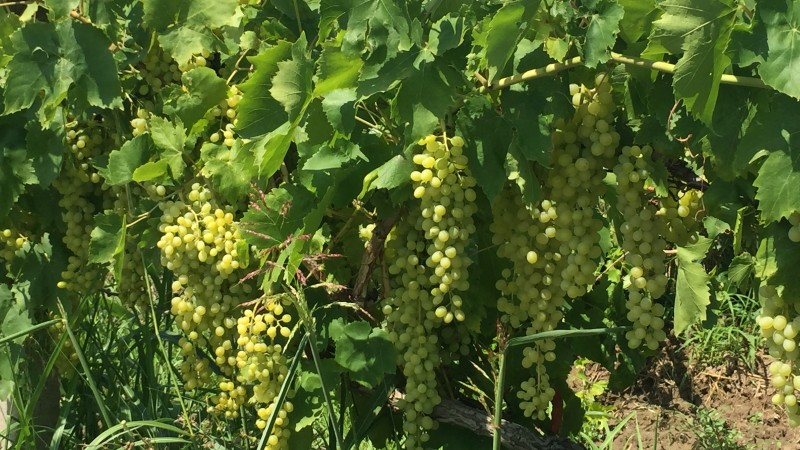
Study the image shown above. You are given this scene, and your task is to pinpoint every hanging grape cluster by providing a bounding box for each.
[757,284,800,427]
[382,134,477,449]
[209,85,243,148]
[659,189,704,246]
[612,145,669,350]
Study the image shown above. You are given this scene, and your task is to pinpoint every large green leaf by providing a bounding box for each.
[88,212,126,264]
[392,63,457,140]
[163,67,228,131]
[314,43,363,96]
[747,97,800,222]
[674,237,713,334]
[479,1,541,82]
[148,116,187,178]
[583,0,624,67]
[98,135,156,185]
[237,42,293,138]
[756,226,800,301]
[200,141,258,204]
[337,0,411,59]
[455,96,511,202]
[3,23,71,116]
[271,35,314,119]
[648,0,737,124]
[25,122,63,188]
[328,319,396,389]
[759,0,800,99]
[617,0,658,43]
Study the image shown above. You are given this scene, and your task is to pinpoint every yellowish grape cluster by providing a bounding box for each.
[757,284,800,427]
[658,189,704,245]
[157,183,251,389]
[178,50,212,72]
[0,228,27,267]
[209,86,242,148]
[613,145,668,350]
[53,166,104,294]
[138,47,182,96]
[550,76,616,299]
[130,108,150,137]
[65,120,107,184]
[491,187,562,419]
[410,135,477,323]
[382,216,442,450]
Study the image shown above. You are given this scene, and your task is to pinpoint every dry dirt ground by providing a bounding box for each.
[580,340,800,450]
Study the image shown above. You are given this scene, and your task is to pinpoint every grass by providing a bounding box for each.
[692,407,750,450]
[680,291,761,371]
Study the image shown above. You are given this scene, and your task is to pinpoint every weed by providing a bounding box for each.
[692,407,750,450]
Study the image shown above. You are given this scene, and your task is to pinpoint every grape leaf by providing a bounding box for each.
[648,0,737,124]
[758,0,800,99]
[727,253,754,288]
[88,212,125,264]
[25,122,63,188]
[99,135,155,185]
[428,14,466,56]
[455,96,511,202]
[63,21,123,111]
[392,63,456,140]
[132,160,169,182]
[322,88,357,134]
[3,23,72,116]
[45,0,79,20]
[271,35,314,119]
[304,141,367,171]
[200,141,258,203]
[0,148,35,218]
[755,226,800,301]
[617,0,658,44]
[359,154,413,198]
[337,0,412,59]
[142,0,236,31]
[314,43,363,96]
[479,1,541,82]
[237,41,293,138]
[674,237,713,335]
[748,97,800,222]
[583,0,624,67]
[149,116,187,178]
[328,319,397,389]
[158,27,220,65]
[163,67,227,130]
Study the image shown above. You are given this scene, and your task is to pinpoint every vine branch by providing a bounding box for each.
[478,52,768,92]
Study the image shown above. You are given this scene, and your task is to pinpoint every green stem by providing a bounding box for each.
[481,52,768,92]
[140,254,194,437]
[492,349,508,450]
[0,319,60,346]
[307,324,345,449]
[57,303,113,428]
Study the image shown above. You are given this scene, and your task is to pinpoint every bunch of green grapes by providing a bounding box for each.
[382,217,441,449]
[157,183,253,389]
[757,284,800,427]
[208,298,294,448]
[658,189,704,245]
[64,118,108,184]
[548,75,617,299]
[137,47,182,96]
[209,86,243,148]
[409,134,478,323]
[130,108,150,137]
[613,145,668,350]
[178,50,212,72]
[787,212,800,243]
[490,187,562,420]
[0,228,27,267]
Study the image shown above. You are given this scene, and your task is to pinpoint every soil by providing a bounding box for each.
[578,338,800,450]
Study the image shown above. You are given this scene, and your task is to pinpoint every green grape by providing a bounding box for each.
[0,228,27,267]
[658,189,704,246]
[613,145,668,350]
[757,284,800,427]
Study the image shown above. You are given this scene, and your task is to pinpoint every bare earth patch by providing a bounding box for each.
[580,339,800,449]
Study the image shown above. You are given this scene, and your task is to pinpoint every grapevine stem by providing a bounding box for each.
[491,349,507,450]
[479,52,768,92]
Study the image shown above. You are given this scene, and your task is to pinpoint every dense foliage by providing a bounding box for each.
[1,0,800,448]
